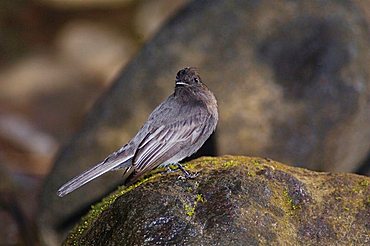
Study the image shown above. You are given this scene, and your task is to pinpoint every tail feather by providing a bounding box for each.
[57,154,132,197]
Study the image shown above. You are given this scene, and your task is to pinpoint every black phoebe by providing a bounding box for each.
[57,67,218,197]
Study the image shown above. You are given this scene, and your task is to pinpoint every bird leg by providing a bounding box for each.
[175,163,199,179]
[165,164,178,173]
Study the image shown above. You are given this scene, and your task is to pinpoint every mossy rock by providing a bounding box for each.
[64,156,369,245]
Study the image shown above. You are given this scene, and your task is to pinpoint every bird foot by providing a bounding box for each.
[178,172,199,180]
[165,165,178,173]
[175,163,199,180]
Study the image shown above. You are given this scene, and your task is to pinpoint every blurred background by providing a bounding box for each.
[0,0,369,245]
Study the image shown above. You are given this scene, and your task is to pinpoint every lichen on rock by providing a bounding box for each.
[64,156,369,245]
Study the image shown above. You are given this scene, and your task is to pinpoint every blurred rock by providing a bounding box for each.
[65,156,370,245]
[134,0,189,41]
[56,21,138,83]
[0,54,78,102]
[0,113,58,175]
[0,114,58,156]
[0,1,28,65]
[0,53,103,142]
[38,0,133,9]
[0,164,40,245]
[0,203,22,245]
[40,0,370,245]
[354,0,370,24]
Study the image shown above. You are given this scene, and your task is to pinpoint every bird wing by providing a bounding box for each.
[128,113,209,182]
[57,148,133,197]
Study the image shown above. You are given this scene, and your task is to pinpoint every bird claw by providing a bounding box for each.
[178,172,199,180]
[166,165,178,173]
[170,162,199,180]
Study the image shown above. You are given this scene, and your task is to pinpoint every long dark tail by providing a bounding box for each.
[57,153,132,197]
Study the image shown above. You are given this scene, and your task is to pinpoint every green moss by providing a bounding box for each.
[65,156,275,243]
[359,179,369,187]
[185,186,193,192]
[351,179,369,194]
[283,189,300,211]
[187,156,268,178]
[64,175,158,245]
[351,187,361,194]
[182,161,199,171]
[183,193,206,218]
[184,203,195,217]
[251,159,262,166]
[196,194,205,203]
[247,171,254,177]
[335,196,342,201]
[185,155,247,171]
[221,160,238,168]
[167,163,179,171]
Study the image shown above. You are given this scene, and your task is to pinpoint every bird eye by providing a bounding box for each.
[193,77,200,83]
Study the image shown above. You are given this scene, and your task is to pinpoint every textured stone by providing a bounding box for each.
[65,156,370,245]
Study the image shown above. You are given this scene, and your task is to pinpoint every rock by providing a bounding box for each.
[0,53,103,142]
[0,164,40,245]
[134,0,189,41]
[56,20,138,83]
[38,0,133,9]
[64,156,370,245]
[0,1,29,64]
[349,0,370,24]
[39,0,370,244]
[0,113,58,175]
[0,196,23,245]
[0,165,19,245]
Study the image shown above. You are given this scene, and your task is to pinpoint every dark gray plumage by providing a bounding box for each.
[57,67,218,197]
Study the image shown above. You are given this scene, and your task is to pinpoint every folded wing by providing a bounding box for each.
[125,113,210,183]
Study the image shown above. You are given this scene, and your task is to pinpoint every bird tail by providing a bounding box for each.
[57,153,132,197]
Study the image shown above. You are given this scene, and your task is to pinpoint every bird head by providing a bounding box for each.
[175,67,202,87]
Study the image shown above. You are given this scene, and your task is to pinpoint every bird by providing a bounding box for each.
[57,67,218,197]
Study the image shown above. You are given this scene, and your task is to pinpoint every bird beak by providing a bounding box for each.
[176,82,188,86]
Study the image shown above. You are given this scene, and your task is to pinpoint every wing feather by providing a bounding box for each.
[131,113,209,178]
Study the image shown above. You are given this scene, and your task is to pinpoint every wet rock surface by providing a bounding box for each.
[65,156,370,245]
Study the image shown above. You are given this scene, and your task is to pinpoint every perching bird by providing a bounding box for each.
[57,67,218,197]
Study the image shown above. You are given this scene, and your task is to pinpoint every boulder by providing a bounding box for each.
[64,156,370,245]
